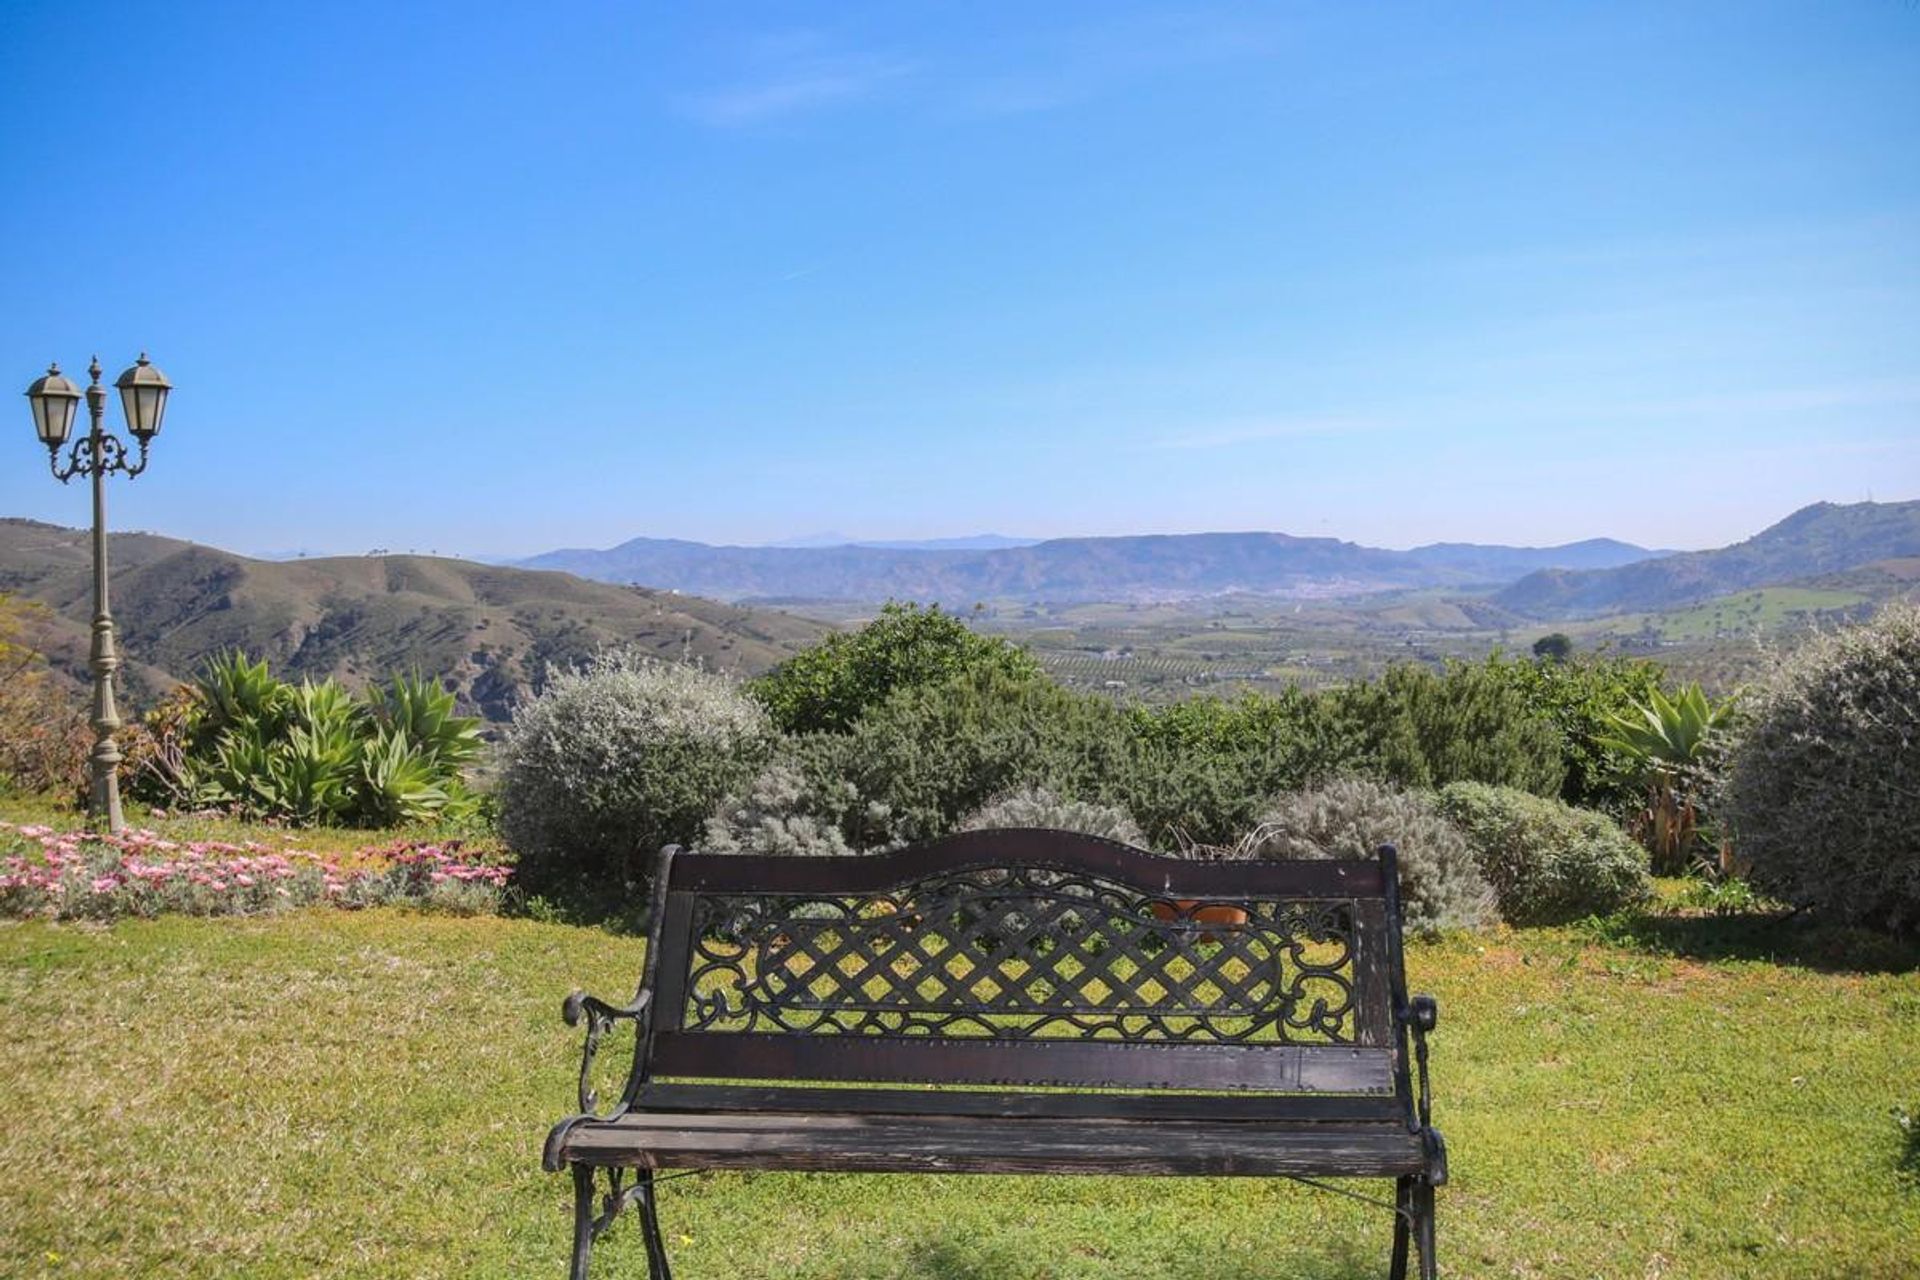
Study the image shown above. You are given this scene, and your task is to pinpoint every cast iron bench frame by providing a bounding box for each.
[543,829,1447,1278]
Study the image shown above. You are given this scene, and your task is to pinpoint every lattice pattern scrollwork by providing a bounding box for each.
[681,864,1359,1044]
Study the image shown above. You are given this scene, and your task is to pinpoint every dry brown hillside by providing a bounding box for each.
[0,519,828,721]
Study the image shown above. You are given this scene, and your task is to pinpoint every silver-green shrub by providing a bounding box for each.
[1239,776,1492,934]
[1436,782,1650,925]
[1721,604,1920,931]
[704,760,858,857]
[958,786,1148,847]
[496,651,772,898]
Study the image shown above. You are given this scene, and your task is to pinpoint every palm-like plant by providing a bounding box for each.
[1598,684,1737,873]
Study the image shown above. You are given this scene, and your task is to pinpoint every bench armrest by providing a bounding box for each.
[1399,994,1439,1131]
[562,989,652,1115]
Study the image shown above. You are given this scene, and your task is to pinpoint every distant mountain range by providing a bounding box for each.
[767,533,1042,551]
[1495,500,1920,619]
[0,520,826,721]
[520,532,1668,605]
[7,500,1911,721]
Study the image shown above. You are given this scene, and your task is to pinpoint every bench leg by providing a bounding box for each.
[1389,1176,1413,1280]
[1414,1178,1437,1280]
[569,1164,597,1280]
[636,1171,673,1280]
[568,1165,673,1280]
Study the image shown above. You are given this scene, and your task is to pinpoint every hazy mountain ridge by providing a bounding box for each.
[1403,538,1677,580]
[521,530,1665,605]
[1495,501,1920,619]
[0,519,827,721]
[767,533,1041,551]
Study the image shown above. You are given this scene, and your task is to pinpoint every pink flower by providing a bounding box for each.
[90,876,120,893]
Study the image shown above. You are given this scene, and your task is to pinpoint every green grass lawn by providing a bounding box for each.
[3,903,1916,1279]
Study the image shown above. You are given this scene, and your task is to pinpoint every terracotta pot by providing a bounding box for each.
[1149,900,1249,938]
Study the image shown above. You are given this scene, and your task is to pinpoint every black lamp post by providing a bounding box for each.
[24,354,172,834]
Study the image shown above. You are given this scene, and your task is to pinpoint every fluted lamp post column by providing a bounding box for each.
[24,354,172,834]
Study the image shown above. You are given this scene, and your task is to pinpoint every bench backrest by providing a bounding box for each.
[636,829,1415,1118]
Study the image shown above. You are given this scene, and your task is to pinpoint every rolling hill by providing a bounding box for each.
[521,530,1663,605]
[1495,500,1920,619]
[0,520,828,721]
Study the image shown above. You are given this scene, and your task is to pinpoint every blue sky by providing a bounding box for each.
[2,2,1916,559]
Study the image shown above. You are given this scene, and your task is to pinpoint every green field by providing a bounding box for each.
[1582,588,1870,645]
[3,902,1916,1278]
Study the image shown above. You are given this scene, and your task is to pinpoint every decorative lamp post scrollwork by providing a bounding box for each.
[23,354,173,834]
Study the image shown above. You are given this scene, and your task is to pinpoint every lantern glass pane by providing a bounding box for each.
[31,393,75,447]
[144,385,168,436]
[123,384,166,438]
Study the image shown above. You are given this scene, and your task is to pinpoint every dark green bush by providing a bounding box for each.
[1482,652,1670,812]
[1436,782,1651,925]
[1327,660,1566,796]
[1122,691,1358,845]
[496,651,773,900]
[1239,776,1492,935]
[837,667,1135,848]
[751,602,1041,735]
[1721,604,1920,932]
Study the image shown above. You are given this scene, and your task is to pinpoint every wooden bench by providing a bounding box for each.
[543,829,1448,1278]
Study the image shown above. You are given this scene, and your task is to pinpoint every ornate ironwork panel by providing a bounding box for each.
[679,864,1360,1045]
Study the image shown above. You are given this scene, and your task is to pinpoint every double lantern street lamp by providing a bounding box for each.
[24,354,173,834]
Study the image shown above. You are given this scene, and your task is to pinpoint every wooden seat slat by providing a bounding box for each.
[631,1082,1409,1123]
[562,1112,1428,1178]
[648,1031,1397,1093]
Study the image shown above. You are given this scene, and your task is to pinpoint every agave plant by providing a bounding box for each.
[134,655,483,828]
[360,726,453,826]
[1598,684,1737,874]
[194,650,292,738]
[373,674,483,771]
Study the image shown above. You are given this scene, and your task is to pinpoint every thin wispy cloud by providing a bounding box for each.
[678,35,913,127]
[1151,416,1382,450]
[953,11,1282,119]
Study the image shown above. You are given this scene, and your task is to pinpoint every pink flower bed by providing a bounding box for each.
[0,821,511,921]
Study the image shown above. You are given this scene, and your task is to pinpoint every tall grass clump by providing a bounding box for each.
[1721,604,1920,932]
[496,651,772,901]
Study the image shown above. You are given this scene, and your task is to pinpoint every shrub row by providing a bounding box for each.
[497,627,1662,927]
